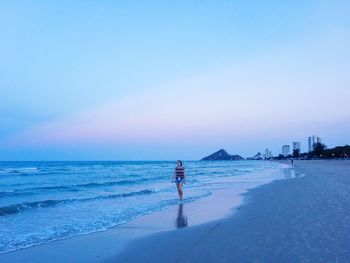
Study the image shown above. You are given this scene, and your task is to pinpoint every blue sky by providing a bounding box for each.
[0,0,349,160]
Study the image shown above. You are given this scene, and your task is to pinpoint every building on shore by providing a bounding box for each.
[264,148,273,159]
[282,145,290,157]
[308,136,322,152]
[293,142,301,152]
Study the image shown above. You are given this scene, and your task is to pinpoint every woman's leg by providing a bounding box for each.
[177,183,183,200]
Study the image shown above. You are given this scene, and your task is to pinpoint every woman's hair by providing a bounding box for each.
[177,160,183,166]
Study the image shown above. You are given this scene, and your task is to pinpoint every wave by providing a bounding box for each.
[0,167,39,175]
[0,189,155,217]
[76,179,146,188]
[0,186,76,198]
[0,190,212,255]
[0,191,30,198]
[3,177,161,196]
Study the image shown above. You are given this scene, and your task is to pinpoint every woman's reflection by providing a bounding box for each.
[176,203,188,228]
[284,168,297,178]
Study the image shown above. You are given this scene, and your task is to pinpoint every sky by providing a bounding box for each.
[0,0,349,160]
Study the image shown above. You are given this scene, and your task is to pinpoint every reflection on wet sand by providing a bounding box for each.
[284,168,295,178]
[283,167,303,178]
[175,203,188,229]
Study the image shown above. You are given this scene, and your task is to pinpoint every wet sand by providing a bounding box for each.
[111,160,350,262]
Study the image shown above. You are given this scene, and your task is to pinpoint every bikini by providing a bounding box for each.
[175,166,185,184]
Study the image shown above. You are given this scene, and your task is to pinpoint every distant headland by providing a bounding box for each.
[201,149,244,161]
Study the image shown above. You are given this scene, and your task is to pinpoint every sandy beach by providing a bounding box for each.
[112,160,350,262]
[1,160,349,263]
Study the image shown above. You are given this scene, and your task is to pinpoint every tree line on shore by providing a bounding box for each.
[274,143,350,160]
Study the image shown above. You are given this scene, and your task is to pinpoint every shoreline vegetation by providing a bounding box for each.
[273,144,350,160]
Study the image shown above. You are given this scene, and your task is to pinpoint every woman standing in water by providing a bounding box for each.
[173,160,186,201]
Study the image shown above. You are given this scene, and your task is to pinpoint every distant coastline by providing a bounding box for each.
[202,145,350,161]
[270,144,350,161]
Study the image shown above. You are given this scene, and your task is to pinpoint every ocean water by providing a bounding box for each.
[0,161,284,254]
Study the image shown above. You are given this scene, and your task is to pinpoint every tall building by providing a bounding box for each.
[282,145,290,157]
[308,136,315,152]
[293,142,301,151]
[308,135,322,152]
[264,148,272,159]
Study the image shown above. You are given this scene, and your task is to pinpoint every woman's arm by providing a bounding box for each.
[183,170,186,184]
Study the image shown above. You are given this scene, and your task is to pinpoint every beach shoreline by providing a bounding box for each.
[111,160,350,262]
[0,163,289,262]
[2,160,349,262]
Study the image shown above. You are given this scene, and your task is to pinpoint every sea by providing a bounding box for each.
[0,160,288,254]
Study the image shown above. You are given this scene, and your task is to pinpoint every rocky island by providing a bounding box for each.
[201,149,244,161]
